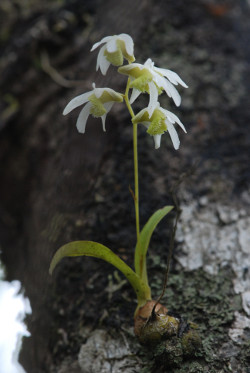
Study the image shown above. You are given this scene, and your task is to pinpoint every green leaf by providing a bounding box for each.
[134,206,174,284]
[49,240,151,306]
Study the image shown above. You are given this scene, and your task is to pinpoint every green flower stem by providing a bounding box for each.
[133,122,140,242]
[124,78,140,244]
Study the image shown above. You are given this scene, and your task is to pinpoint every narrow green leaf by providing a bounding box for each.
[134,206,174,284]
[49,240,151,306]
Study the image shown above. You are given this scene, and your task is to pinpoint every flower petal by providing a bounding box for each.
[101,102,114,131]
[132,108,149,124]
[93,86,105,99]
[118,33,134,56]
[130,88,141,104]
[153,134,162,149]
[166,120,180,150]
[95,87,123,102]
[118,63,145,76]
[144,58,154,69]
[147,82,159,117]
[157,75,181,106]
[106,38,118,53]
[154,67,188,88]
[141,121,151,129]
[90,36,112,51]
[76,102,92,133]
[96,45,110,75]
[63,91,92,115]
[164,109,187,133]
[103,101,114,113]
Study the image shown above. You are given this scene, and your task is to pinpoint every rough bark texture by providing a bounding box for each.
[0,0,250,372]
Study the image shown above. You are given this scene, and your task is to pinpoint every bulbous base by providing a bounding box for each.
[134,300,201,366]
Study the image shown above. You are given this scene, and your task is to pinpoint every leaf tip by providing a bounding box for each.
[49,263,54,276]
[49,256,57,276]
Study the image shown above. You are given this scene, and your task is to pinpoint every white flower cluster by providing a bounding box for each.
[63,33,188,150]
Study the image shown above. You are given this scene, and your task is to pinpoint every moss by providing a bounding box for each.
[176,361,205,373]
[158,337,183,367]
[181,327,201,356]
[239,339,250,367]
[147,266,244,372]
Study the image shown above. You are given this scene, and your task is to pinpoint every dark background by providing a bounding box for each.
[0,0,249,372]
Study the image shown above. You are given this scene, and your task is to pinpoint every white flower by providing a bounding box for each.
[118,58,188,114]
[132,102,187,150]
[63,83,123,133]
[91,34,135,75]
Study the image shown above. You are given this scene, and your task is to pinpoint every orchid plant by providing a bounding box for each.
[49,33,188,319]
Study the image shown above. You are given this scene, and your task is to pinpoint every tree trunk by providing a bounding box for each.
[0,0,249,372]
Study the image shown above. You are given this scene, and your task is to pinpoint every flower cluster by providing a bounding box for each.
[63,33,188,150]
